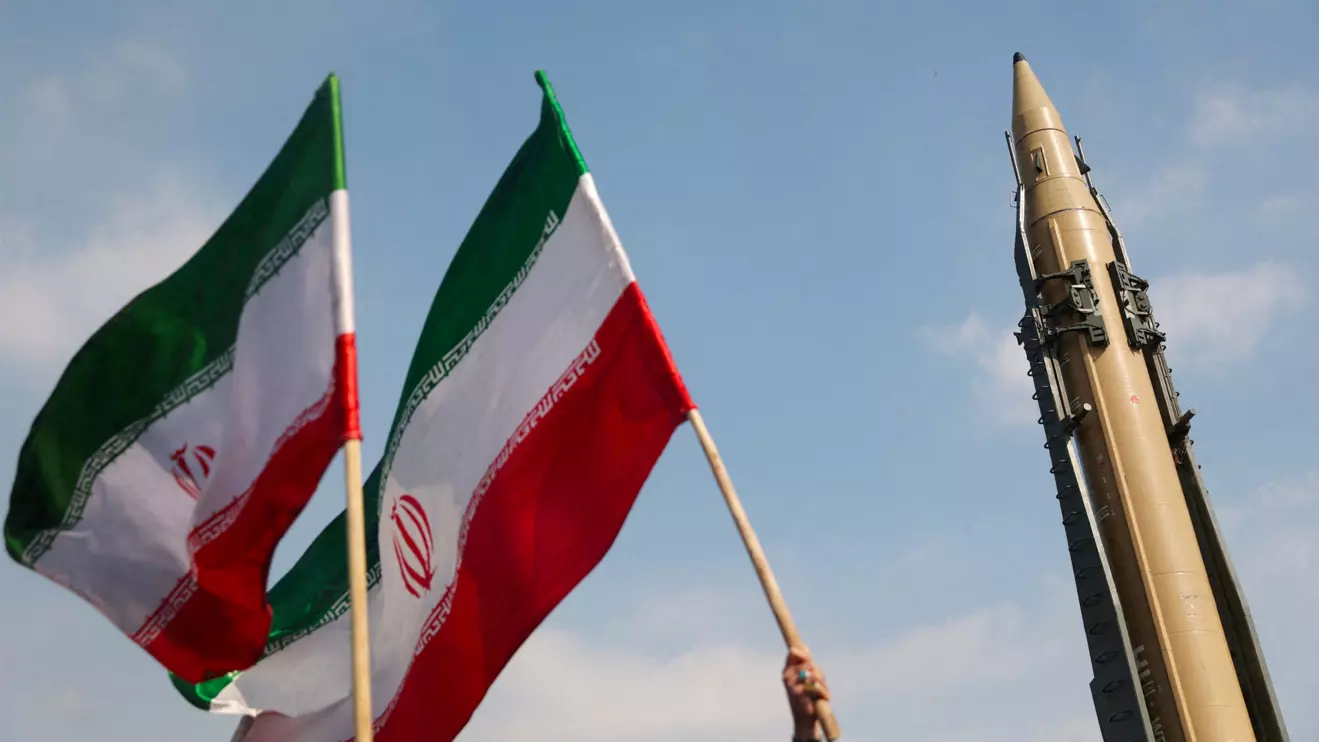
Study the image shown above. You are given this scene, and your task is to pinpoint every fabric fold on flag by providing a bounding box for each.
[173,70,694,741]
[5,75,360,684]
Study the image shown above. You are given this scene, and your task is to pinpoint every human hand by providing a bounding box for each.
[782,647,830,740]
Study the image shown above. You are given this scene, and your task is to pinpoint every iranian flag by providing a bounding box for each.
[174,71,695,741]
[4,76,361,684]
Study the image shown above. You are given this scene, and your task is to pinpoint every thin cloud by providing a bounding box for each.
[1190,86,1319,148]
[9,41,186,144]
[1215,472,1319,732]
[85,41,190,103]
[465,586,1094,742]
[840,603,1053,694]
[1256,191,1318,220]
[0,178,219,378]
[920,311,1035,426]
[467,629,786,742]
[1,42,212,381]
[22,77,73,122]
[1107,83,1319,229]
[1152,261,1305,365]
[1107,161,1208,225]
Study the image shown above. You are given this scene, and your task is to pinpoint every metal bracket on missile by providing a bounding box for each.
[1063,402,1093,436]
[1071,147,1092,177]
[1108,261,1167,351]
[1168,408,1195,449]
[1034,260,1109,347]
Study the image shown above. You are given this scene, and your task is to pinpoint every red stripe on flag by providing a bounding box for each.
[371,284,692,740]
[138,332,358,683]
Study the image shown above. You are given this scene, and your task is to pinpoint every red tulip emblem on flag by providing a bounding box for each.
[391,494,435,598]
[169,443,216,500]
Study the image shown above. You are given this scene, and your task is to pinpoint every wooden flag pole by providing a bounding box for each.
[343,438,375,741]
[687,409,841,741]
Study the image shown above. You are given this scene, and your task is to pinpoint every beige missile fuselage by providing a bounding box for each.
[1011,58,1255,742]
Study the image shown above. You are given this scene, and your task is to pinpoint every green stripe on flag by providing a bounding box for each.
[5,75,346,563]
[170,70,590,707]
[376,69,588,489]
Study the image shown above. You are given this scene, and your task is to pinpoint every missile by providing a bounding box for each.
[1006,54,1290,742]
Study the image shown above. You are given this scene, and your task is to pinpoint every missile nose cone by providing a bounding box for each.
[1011,53,1062,140]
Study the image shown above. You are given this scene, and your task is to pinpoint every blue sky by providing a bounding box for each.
[2,1,1318,740]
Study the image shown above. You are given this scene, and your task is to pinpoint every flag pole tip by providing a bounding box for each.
[320,72,341,99]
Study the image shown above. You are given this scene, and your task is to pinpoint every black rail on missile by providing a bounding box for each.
[1075,136,1292,742]
[1006,131,1155,742]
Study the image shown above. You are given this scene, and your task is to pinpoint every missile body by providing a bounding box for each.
[1007,55,1288,742]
